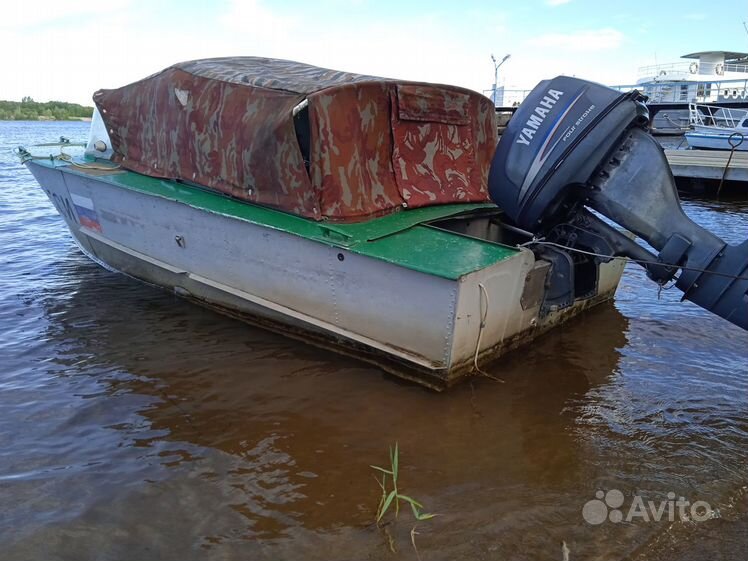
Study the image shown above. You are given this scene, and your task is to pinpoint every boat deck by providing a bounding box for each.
[34,157,520,280]
[665,148,748,182]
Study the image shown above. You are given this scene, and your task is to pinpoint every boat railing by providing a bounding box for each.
[688,102,748,128]
[613,78,748,103]
[482,88,531,108]
[724,62,748,74]
[637,62,693,78]
[485,78,748,108]
[638,61,748,78]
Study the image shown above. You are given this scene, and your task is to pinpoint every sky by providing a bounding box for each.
[2,0,747,105]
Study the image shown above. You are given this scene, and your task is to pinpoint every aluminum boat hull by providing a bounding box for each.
[27,160,625,389]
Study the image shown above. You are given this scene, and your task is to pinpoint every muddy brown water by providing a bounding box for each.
[1,122,747,560]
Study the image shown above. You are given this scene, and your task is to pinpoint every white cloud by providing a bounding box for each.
[546,0,572,5]
[531,28,624,51]
[217,0,298,36]
[0,0,131,29]
[0,0,636,106]
[211,3,502,94]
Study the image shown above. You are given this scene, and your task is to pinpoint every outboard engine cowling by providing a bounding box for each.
[489,76,747,330]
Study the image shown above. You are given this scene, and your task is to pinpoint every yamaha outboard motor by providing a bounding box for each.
[489,76,747,330]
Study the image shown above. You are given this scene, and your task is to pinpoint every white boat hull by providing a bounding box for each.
[28,162,625,388]
[685,131,748,151]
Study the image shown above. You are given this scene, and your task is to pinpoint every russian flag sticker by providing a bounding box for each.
[70,193,103,233]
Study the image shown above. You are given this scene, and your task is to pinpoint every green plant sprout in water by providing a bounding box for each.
[371,442,436,523]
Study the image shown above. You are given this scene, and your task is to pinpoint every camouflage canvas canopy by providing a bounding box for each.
[94,57,497,221]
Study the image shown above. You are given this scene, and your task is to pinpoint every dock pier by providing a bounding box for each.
[665,149,748,182]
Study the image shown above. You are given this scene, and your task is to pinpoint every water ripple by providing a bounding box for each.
[0,122,746,560]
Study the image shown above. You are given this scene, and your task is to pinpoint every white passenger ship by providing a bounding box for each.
[635,50,748,104]
[495,51,748,132]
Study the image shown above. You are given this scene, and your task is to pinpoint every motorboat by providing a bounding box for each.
[20,58,747,388]
[685,102,748,150]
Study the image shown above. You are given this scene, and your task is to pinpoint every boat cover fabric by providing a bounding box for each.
[93,57,497,221]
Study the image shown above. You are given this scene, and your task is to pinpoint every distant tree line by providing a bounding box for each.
[0,97,94,121]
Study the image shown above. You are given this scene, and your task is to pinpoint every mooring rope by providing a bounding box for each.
[472,283,505,383]
[16,146,120,172]
[717,131,744,197]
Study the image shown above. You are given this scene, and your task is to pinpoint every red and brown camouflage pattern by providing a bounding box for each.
[94,66,318,217]
[94,57,497,221]
[391,84,488,208]
[176,57,380,94]
[308,82,404,220]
